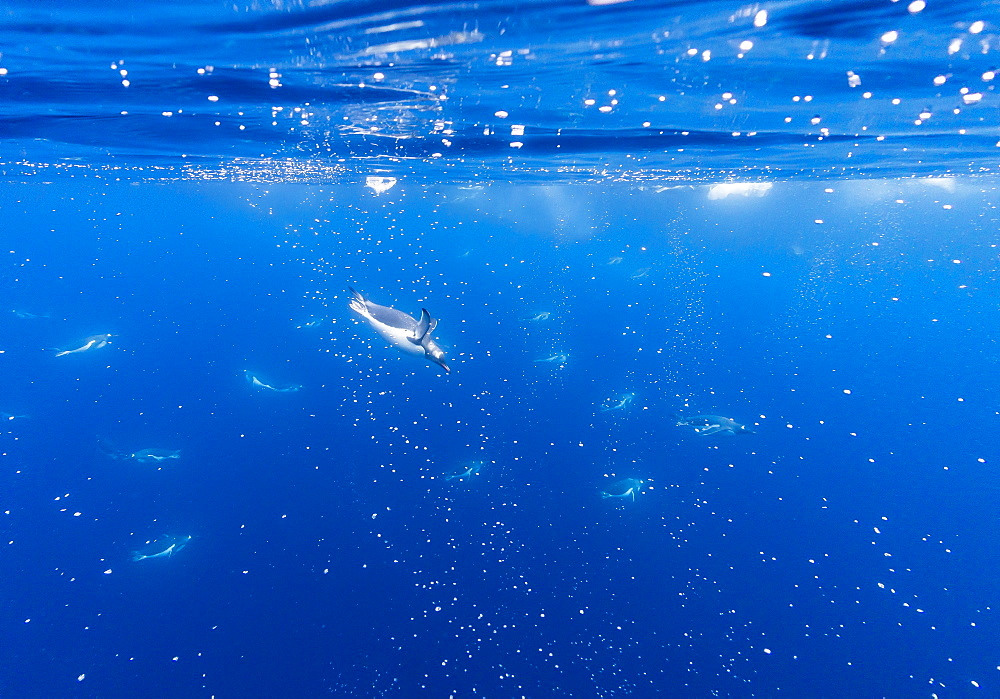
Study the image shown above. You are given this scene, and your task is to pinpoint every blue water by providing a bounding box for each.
[3,1,1000,697]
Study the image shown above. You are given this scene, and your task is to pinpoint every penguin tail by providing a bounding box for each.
[347,287,368,315]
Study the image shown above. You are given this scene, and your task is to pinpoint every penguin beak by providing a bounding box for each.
[434,357,451,373]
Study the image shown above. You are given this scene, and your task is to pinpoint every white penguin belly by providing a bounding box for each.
[365,317,423,356]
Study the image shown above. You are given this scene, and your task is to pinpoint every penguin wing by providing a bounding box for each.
[413,309,436,344]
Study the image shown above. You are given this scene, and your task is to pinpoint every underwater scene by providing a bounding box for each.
[2,0,999,696]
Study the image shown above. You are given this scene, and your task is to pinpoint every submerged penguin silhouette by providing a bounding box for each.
[600,478,646,501]
[348,288,450,373]
[127,448,182,465]
[131,534,192,562]
[52,333,113,357]
[674,413,755,436]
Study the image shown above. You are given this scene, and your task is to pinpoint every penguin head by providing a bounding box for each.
[426,347,450,373]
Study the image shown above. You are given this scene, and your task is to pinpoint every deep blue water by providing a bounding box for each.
[3,1,1000,697]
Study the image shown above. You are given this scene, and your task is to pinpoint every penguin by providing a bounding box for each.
[52,334,113,357]
[128,448,182,464]
[348,288,450,373]
[600,478,646,501]
[131,535,192,562]
[244,370,301,392]
[673,413,755,436]
[445,461,483,481]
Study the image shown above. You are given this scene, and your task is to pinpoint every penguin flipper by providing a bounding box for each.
[413,309,434,344]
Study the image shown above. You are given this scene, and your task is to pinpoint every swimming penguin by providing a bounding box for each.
[535,353,569,364]
[673,413,755,436]
[444,460,484,482]
[348,288,450,373]
[131,534,192,562]
[52,334,113,356]
[127,448,182,464]
[600,478,646,501]
[244,370,302,392]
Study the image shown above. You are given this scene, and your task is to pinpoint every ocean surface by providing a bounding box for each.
[2,0,999,696]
